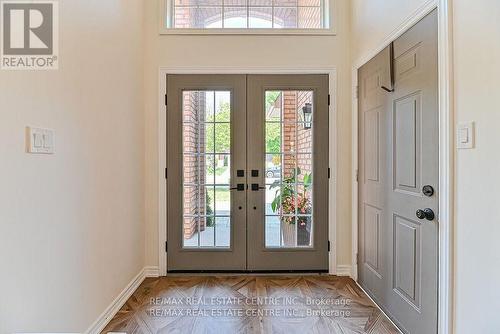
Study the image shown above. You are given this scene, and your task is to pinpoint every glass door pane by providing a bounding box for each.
[264,90,314,248]
[181,90,232,249]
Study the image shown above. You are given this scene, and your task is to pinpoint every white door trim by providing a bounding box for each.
[158,67,338,276]
[350,1,454,334]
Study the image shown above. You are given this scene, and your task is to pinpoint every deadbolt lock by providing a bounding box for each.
[422,185,435,197]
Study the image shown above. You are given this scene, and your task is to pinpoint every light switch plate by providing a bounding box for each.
[457,122,475,149]
[27,127,55,154]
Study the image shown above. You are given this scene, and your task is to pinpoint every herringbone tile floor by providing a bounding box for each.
[102,275,400,334]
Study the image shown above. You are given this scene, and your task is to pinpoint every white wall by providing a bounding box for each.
[0,1,144,332]
[453,0,500,332]
[350,0,500,333]
[350,0,435,62]
[143,0,354,269]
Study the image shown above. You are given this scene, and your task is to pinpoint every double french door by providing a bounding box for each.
[166,74,329,272]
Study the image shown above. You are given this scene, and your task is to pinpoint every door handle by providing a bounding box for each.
[231,184,245,191]
[416,208,435,221]
[251,184,266,191]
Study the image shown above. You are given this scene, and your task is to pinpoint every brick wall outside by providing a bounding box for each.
[174,6,192,29]
[183,92,207,240]
[283,92,297,177]
[173,5,321,29]
[298,7,322,29]
[282,91,313,179]
[174,7,222,29]
[297,91,313,175]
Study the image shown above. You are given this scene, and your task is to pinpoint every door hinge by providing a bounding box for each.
[165,168,168,179]
[328,168,331,179]
[165,241,168,253]
[165,94,168,106]
[356,253,359,265]
[355,169,359,182]
[328,94,331,106]
[355,86,359,99]
[328,241,331,252]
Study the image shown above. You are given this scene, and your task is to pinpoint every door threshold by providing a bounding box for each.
[167,269,329,275]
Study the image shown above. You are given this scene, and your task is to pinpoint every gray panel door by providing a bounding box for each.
[247,75,329,271]
[358,10,438,334]
[358,44,390,302]
[167,74,247,271]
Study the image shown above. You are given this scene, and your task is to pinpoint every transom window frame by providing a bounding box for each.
[159,0,336,35]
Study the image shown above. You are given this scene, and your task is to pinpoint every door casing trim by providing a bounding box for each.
[158,67,338,276]
[350,1,454,334]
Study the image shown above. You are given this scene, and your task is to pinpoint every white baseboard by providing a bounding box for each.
[143,265,160,278]
[335,265,352,277]
[85,266,160,334]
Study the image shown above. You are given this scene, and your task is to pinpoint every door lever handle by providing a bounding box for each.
[231,184,245,191]
[416,208,435,221]
[251,184,266,191]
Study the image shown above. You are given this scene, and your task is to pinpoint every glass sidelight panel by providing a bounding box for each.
[264,90,314,248]
[182,91,231,248]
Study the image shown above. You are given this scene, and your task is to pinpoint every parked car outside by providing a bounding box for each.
[266,166,281,178]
